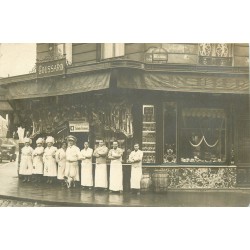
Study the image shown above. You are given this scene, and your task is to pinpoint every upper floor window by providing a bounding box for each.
[48,43,72,64]
[101,43,124,59]
[199,43,232,66]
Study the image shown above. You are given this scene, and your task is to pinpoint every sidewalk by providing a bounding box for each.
[1,161,250,207]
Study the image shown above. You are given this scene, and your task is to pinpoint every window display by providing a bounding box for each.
[142,105,156,163]
[181,108,226,163]
[163,102,177,164]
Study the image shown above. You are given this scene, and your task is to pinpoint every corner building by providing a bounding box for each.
[0,43,249,191]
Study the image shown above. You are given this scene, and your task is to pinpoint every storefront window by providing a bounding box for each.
[180,108,226,164]
[163,102,177,164]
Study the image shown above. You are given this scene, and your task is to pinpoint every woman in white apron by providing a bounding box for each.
[32,137,44,183]
[43,136,57,184]
[129,143,144,195]
[108,141,123,193]
[56,141,67,186]
[80,142,93,189]
[19,138,33,183]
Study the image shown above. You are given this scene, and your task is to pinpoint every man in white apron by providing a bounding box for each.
[80,142,93,189]
[93,140,108,190]
[129,143,143,195]
[56,141,67,186]
[65,135,80,188]
[108,141,123,193]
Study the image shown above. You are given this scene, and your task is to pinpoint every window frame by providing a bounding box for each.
[101,43,125,60]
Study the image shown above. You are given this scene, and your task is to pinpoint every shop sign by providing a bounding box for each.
[36,58,66,78]
[145,47,168,64]
[69,121,89,132]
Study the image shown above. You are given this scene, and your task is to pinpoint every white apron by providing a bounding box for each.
[80,148,93,187]
[95,164,108,188]
[129,150,143,189]
[32,146,44,175]
[109,148,123,191]
[65,162,80,181]
[43,146,57,177]
[93,146,108,188]
[56,148,66,180]
[19,146,33,176]
[65,145,80,181]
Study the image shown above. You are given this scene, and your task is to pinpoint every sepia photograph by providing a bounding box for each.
[1,1,250,250]
[0,42,249,207]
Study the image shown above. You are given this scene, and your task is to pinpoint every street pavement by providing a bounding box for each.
[0,198,49,207]
[1,161,250,206]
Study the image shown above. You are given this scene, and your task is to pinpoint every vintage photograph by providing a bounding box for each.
[0,43,249,207]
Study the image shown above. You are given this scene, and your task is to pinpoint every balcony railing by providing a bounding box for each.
[199,56,233,66]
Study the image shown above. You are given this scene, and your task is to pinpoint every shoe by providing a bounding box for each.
[22,179,27,183]
[88,187,92,190]
[136,191,140,195]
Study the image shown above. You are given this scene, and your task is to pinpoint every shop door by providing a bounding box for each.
[236,118,250,186]
[74,133,89,149]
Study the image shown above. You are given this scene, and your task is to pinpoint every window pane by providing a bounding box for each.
[163,102,177,163]
[102,43,114,59]
[181,108,226,163]
[114,43,124,57]
[65,43,72,64]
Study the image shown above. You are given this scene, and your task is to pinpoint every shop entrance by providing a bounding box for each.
[72,133,89,149]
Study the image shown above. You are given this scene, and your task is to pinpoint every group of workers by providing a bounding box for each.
[19,135,144,194]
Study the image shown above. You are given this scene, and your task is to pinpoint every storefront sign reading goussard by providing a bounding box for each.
[36,58,66,78]
[69,121,90,132]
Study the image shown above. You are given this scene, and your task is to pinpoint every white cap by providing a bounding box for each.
[46,136,54,144]
[36,138,44,144]
[24,137,32,144]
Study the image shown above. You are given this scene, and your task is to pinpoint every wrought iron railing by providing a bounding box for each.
[199,56,233,66]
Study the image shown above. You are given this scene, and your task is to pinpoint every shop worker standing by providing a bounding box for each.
[93,140,108,190]
[43,136,57,184]
[128,143,143,195]
[80,142,93,189]
[64,135,81,188]
[56,141,67,186]
[108,141,124,193]
[19,138,33,183]
[32,138,44,183]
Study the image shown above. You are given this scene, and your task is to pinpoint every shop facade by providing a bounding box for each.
[0,43,249,191]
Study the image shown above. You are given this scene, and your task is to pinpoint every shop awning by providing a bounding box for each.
[6,70,111,99]
[117,69,249,94]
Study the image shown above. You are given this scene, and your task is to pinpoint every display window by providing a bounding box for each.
[163,102,177,164]
[180,108,226,164]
